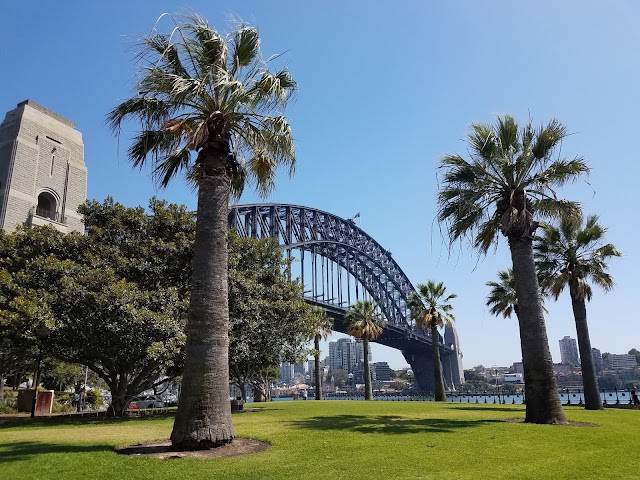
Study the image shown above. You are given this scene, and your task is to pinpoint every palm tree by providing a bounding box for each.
[535,214,620,410]
[345,300,385,400]
[408,281,456,401]
[486,268,548,320]
[486,269,519,319]
[312,310,333,400]
[107,15,297,449]
[438,115,589,424]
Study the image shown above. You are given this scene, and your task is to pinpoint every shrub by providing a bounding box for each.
[86,389,103,408]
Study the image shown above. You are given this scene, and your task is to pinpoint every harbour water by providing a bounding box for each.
[271,390,635,405]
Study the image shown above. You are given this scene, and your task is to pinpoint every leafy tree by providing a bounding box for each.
[598,373,622,391]
[0,201,192,415]
[463,369,486,383]
[227,235,318,402]
[536,213,620,410]
[108,13,297,449]
[437,115,588,424]
[40,360,84,392]
[408,281,456,401]
[629,349,640,365]
[345,300,385,400]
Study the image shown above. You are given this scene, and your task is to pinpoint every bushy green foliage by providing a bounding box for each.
[228,233,320,398]
[86,389,103,408]
[1,197,322,412]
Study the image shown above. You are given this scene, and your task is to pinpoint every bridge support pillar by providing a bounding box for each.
[402,349,435,393]
[442,325,465,388]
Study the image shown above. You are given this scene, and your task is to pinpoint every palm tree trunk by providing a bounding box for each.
[571,294,602,410]
[509,238,567,424]
[170,159,235,449]
[431,324,446,401]
[314,334,322,400]
[363,338,372,400]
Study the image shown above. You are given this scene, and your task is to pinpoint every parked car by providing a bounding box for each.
[136,396,165,409]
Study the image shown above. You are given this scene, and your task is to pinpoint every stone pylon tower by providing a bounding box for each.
[0,100,87,233]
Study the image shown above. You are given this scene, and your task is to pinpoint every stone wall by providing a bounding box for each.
[0,100,87,233]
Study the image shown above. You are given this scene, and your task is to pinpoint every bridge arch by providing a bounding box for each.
[229,203,464,390]
[229,204,417,329]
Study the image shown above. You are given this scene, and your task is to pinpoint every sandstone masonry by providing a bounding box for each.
[0,100,87,233]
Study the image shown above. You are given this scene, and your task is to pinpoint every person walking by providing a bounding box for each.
[631,386,640,409]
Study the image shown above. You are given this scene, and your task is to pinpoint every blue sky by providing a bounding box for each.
[2,1,638,370]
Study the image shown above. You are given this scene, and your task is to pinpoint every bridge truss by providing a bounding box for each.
[228,203,464,390]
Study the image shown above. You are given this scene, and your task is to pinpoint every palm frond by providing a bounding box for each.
[107,14,297,192]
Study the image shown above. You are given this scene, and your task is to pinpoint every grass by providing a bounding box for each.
[0,401,638,479]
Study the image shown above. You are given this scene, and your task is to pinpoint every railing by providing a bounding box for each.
[34,207,66,224]
[323,388,639,406]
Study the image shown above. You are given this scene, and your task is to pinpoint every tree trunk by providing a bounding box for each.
[432,324,446,401]
[238,382,247,403]
[107,376,130,417]
[509,238,567,424]
[571,294,603,410]
[30,348,43,418]
[363,338,372,400]
[315,334,322,400]
[170,157,234,450]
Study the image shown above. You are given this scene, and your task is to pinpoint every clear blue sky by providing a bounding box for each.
[2,1,638,370]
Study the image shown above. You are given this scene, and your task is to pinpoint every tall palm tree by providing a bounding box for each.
[437,115,589,424]
[345,300,385,400]
[408,281,456,401]
[535,214,620,410]
[107,15,297,449]
[312,310,333,400]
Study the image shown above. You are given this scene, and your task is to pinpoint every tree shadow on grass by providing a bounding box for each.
[0,412,175,430]
[0,441,114,464]
[450,406,525,413]
[291,415,500,435]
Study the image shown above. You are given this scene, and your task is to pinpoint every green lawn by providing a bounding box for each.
[1,401,638,479]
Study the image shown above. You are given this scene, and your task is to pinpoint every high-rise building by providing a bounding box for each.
[279,362,294,383]
[591,348,604,373]
[608,354,637,370]
[559,336,580,366]
[373,362,392,382]
[307,359,316,381]
[328,338,371,374]
[0,100,87,233]
[328,340,340,372]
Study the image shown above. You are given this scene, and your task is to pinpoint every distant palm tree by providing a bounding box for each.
[408,281,456,401]
[312,308,333,400]
[438,115,588,424]
[486,268,548,319]
[107,14,297,449]
[486,269,519,319]
[535,214,620,410]
[345,300,385,400]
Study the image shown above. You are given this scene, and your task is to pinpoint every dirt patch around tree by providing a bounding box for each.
[503,418,599,427]
[116,438,270,459]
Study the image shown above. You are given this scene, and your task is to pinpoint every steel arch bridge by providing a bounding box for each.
[229,203,464,391]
